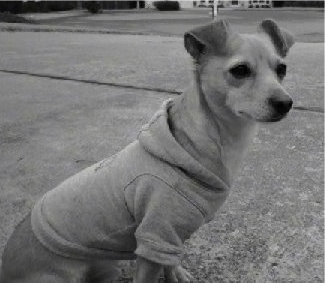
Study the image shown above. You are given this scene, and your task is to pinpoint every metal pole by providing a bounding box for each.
[213,0,219,20]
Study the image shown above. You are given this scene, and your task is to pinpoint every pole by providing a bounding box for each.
[213,0,219,20]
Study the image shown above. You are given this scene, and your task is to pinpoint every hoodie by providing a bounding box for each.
[31,99,230,266]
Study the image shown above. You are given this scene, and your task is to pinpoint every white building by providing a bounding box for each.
[217,0,273,8]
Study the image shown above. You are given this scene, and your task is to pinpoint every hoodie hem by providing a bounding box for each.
[31,197,136,261]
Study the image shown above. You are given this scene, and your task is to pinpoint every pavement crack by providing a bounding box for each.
[0,69,323,114]
[292,105,324,114]
[0,69,181,95]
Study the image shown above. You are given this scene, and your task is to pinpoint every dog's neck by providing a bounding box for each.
[168,70,258,184]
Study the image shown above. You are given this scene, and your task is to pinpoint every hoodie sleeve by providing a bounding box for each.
[125,174,205,266]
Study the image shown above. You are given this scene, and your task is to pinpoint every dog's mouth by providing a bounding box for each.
[238,111,288,123]
[237,111,253,120]
[256,113,288,123]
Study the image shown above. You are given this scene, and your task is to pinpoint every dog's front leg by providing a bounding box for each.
[164,265,194,283]
[134,256,163,283]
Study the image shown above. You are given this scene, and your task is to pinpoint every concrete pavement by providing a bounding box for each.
[0,30,323,282]
[0,32,323,110]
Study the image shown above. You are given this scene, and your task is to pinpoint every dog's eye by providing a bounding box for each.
[229,64,252,79]
[276,63,287,79]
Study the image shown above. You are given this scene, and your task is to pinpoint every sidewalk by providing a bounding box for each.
[0,32,323,109]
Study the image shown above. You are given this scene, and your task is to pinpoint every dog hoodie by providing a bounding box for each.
[31,99,230,266]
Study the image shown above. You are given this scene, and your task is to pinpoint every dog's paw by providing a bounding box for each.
[164,265,194,283]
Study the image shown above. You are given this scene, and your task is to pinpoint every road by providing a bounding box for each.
[38,8,324,42]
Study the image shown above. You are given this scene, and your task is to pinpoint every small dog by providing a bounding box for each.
[1,19,294,283]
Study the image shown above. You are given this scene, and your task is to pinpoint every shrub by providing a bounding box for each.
[0,1,78,14]
[153,1,180,11]
[46,2,76,12]
[283,1,324,7]
[0,1,23,14]
[0,12,36,23]
[85,1,102,14]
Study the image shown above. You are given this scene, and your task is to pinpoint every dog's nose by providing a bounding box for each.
[268,95,293,115]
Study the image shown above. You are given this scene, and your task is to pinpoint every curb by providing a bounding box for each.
[23,11,87,21]
[0,22,161,36]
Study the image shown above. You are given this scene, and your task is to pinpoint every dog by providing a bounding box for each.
[1,19,294,283]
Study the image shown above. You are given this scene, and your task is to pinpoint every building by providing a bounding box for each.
[196,0,273,8]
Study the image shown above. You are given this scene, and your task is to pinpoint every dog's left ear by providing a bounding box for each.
[184,20,232,60]
[258,19,295,57]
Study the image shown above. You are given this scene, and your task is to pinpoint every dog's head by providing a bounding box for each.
[184,19,295,122]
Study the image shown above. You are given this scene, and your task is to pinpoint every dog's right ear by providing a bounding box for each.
[258,19,295,57]
[184,20,231,60]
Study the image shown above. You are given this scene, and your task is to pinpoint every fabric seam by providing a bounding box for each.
[123,173,207,217]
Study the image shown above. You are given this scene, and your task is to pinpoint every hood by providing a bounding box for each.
[138,99,230,191]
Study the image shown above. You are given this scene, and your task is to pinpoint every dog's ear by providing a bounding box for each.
[184,20,231,60]
[258,19,295,57]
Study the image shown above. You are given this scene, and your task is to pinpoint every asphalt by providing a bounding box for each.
[0,10,323,283]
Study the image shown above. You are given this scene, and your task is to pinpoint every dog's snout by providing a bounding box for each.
[268,95,293,115]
